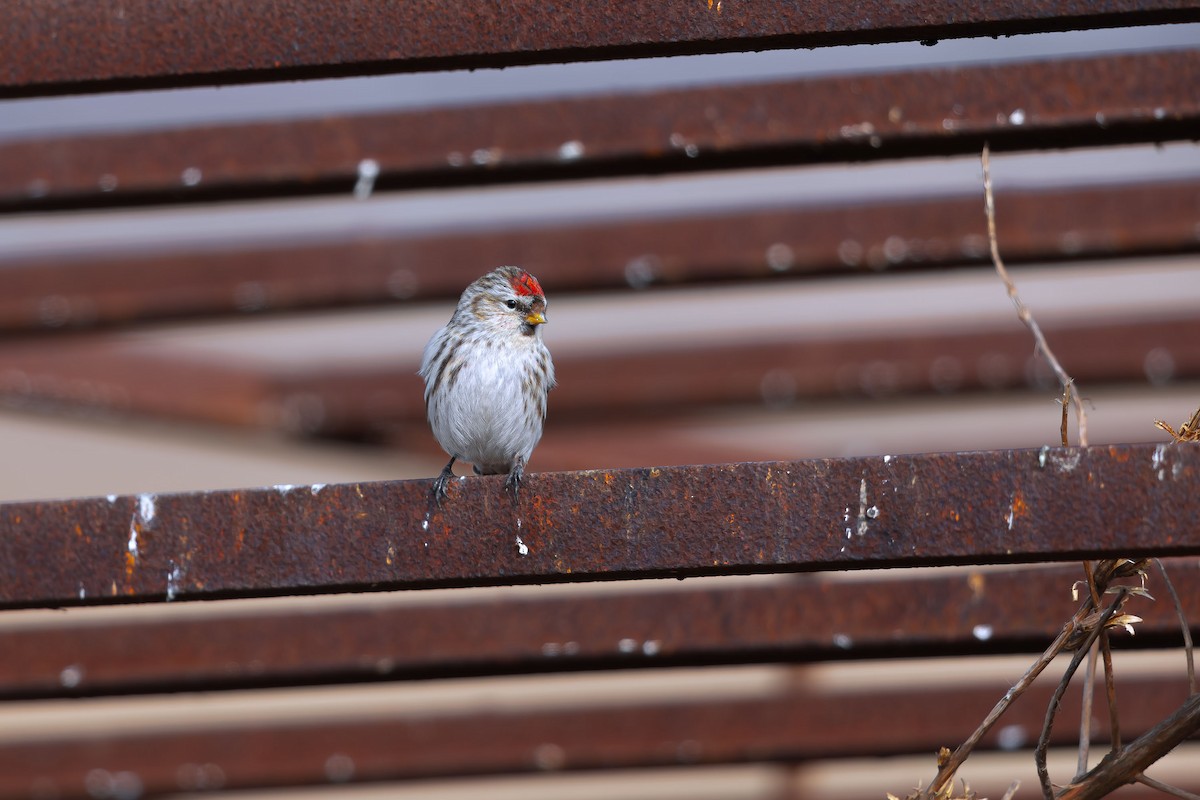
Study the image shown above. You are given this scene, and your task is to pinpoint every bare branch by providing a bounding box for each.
[1037,589,1129,800]
[1155,558,1197,695]
[982,144,1088,446]
[1136,774,1200,800]
[1056,693,1200,800]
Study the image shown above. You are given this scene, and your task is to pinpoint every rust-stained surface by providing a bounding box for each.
[0,313,1197,439]
[0,443,1197,609]
[1,178,1198,330]
[2,561,1195,699]
[4,50,1199,207]
[3,1,1197,96]
[0,673,1192,795]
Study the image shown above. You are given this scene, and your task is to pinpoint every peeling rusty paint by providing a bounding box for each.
[3,50,1199,209]
[0,444,1197,609]
[1,560,1196,699]
[0,671,1191,795]
[0,177,1197,332]
[2,1,1196,96]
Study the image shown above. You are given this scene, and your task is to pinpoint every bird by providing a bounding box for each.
[419,266,555,503]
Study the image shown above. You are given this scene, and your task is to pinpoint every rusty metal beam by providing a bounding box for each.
[4,50,1200,208]
[3,1,1197,97]
[2,177,1199,331]
[0,673,1192,795]
[3,562,1195,699]
[0,443,1197,608]
[1,311,1196,438]
[288,313,1200,437]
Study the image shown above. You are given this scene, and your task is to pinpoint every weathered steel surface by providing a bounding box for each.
[0,312,1196,439]
[0,444,1196,608]
[3,1,1197,96]
[0,674,1191,795]
[2,177,1198,329]
[4,50,1199,207]
[288,313,1200,436]
[2,561,1194,699]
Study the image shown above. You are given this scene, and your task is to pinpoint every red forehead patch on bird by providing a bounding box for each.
[512,271,544,297]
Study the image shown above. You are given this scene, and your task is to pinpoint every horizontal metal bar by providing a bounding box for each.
[3,2,1197,97]
[4,50,1199,208]
[0,444,1197,608]
[2,176,1198,331]
[2,561,1194,699]
[290,313,1200,436]
[0,672,1191,796]
[1,310,1196,436]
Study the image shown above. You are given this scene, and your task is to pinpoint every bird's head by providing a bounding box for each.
[462,266,548,335]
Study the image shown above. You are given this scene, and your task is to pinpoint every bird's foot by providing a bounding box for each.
[432,457,457,506]
[505,459,525,499]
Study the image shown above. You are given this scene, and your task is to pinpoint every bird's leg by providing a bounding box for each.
[432,456,457,505]
[504,456,526,498]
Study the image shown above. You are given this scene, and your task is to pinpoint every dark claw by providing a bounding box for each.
[432,457,457,506]
[505,458,525,498]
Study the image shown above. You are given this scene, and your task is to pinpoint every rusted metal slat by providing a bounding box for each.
[0,674,1192,796]
[0,444,1197,608]
[4,1,1197,97]
[1,312,1195,437]
[3,562,1195,699]
[5,50,1200,208]
[292,314,1200,437]
[2,177,1198,330]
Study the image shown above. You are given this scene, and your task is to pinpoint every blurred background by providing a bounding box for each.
[1,12,1199,799]
[1,22,1198,502]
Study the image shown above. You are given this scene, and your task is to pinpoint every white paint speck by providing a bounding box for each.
[421,515,430,532]
[642,640,661,656]
[166,561,182,602]
[557,140,584,160]
[98,173,119,192]
[324,753,355,783]
[516,535,529,556]
[137,493,156,525]
[1005,503,1015,531]
[1038,445,1050,468]
[833,634,853,650]
[353,158,379,200]
[181,167,203,186]
[865,505,879,520]
[106,494,117,503]
[1049,450,1081,473]
[855,478,870,536]
[883,455,892,464]
[273,484,297,495]
[310,483,326,495]
[60,664,84,688]
[1152,443,1169,471]
[997,724,1027,750]
[471,147,500,166]
[446,151,465,167]
[563,641,580,656]
[1008,108,1026,126]
[542,642,562,656]
[127,525,139,558]
[972,624,994,641]
[618,638,638,653]
[78,583,86,599]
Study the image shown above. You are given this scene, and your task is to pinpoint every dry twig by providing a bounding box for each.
[1057,693,1200,800]
[1156,405,1200,443]
[981,144,1088,446]
[1036,589,1130,800]
[1155,558,1197,696]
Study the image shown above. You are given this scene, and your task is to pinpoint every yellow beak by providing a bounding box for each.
[525,311,547,326]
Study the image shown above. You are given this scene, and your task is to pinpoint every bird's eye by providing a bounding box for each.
[505,299,517,309]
